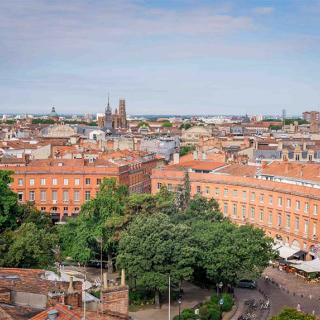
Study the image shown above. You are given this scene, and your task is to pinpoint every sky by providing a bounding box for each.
[1,0,320,116]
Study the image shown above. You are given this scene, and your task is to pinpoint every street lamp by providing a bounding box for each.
[219,297,224,320]
[216,282,223,296]
[178,296,182,320]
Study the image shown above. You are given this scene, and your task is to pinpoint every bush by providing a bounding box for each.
[221,293,233,312]
[199,303,221,320]
[173,308,197,320]
[129,288,154,306]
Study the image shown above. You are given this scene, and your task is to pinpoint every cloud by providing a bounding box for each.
[253,6,274,15]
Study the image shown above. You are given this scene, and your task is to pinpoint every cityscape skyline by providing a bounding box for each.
[1,0,320,115]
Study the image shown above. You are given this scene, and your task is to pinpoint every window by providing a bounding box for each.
[18,178,23,186]
[85,191,91,201]
[232,204,237,217]
[224,189,228,197]
[295,217,299,230]
[223,203,228,216]
[304,220,309,234]
[295,201,300,211]
[18,192,23,201]
[63,207,68,212]
[75,178,80,186]
[29,191,35,201]
[268,212,272,224]
[52,178,58,186]
[74,190,80,202]
[250,207,255,220]
[250,192,255,202]
[269,195,273,205]
[63,191,69,202]
[259,209,264,222]
[63,178,69,186]
[40,190,46,202]
[97,178,102,185]
[85,178,91,185]
[52,190,58,201]
[313,223,317,236]
[205,186,210,194]
[286,215,290,228]
[242,206,246,218]
[196,186,201,194]
[304,203,309,213]
[168,184,173,192]
[29,179,35,186]
[41,207,46,212]
[215,188,220,196]
[286,199,291,209]
[157,183,162,190]
[232,189,238,198]
[259,194,264,203]
[40,178,46,186]
[278,197,283,207]
[314,204,318,216]
[277,214,282,226]
[242,191,247,201]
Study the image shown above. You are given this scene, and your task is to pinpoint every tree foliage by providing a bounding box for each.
[271,308,316,320]
[117,213,195,306]
[0,171,21,232]
[59,179,129,265]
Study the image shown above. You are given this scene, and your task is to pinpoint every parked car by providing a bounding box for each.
[237,279,256,289]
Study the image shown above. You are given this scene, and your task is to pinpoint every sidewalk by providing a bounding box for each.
[129,282,211,320]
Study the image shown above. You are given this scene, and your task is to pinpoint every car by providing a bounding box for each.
[237,279,256,289]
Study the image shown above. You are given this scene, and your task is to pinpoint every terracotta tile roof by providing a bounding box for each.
[0,303,40,320]
[262,161,320,182]
[216,164,257,177]
[167,160,226,171]
[30,304,81,320]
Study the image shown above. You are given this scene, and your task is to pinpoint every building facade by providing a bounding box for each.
[151,163,320,257]
[1,154,161,221]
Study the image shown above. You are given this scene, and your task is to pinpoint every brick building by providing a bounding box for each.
[0,151,162,220]
[151,161,320,257]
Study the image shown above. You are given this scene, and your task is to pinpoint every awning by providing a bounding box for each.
[276,245,299,259]
[288,250,307,260]
[294,259,320,273]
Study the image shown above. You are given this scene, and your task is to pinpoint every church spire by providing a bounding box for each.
[106,92,111,112]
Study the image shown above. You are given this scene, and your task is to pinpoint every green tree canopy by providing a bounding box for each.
[117,212,195,306]
[59,179,129,266]
[0,171,22,232]
[0,222,57,268]
[192,220,274,285]
[271,308,316,320]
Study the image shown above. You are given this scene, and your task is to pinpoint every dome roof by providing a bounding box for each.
[49,107,58,117]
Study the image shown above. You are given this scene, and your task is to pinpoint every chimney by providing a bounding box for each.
[121,269,126,287]
[68,276,74,293]
[103,272,108,289]
[47,309,58,320]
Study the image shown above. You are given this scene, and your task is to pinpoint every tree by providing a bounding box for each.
[162,121,172,128]
[0,222,57,268]
[271,308,316,320]
[192,220,274,285]
[59,179,129,268]
[0,171,24,232]
[117,213,195,307]
[179,145,195,156]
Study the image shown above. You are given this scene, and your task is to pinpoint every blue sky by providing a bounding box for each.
[1,0,320,116]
